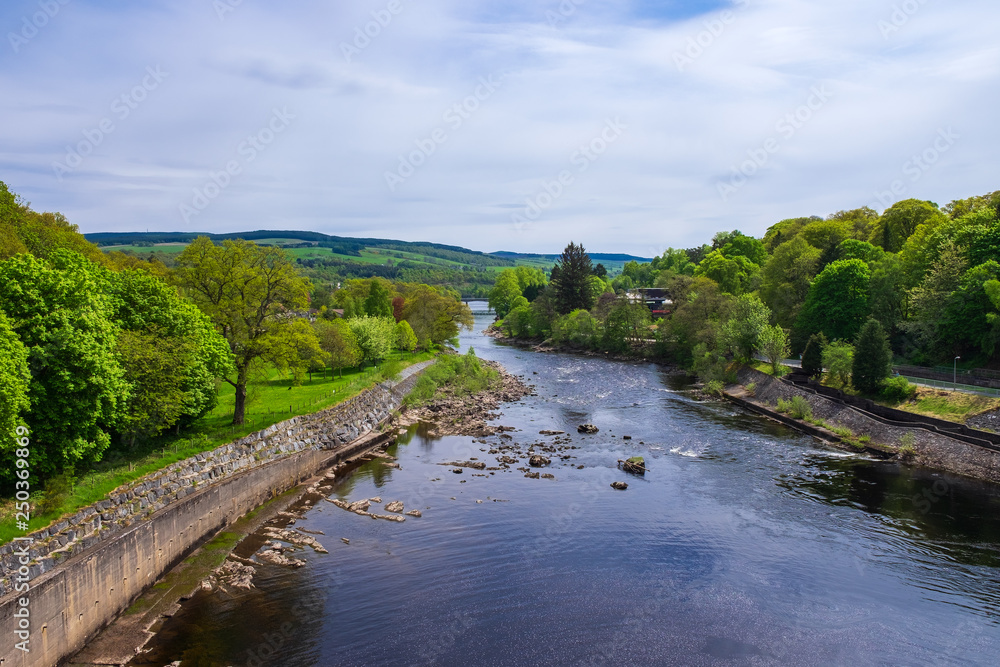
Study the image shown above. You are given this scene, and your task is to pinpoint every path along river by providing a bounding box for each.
[132,309,1000,666]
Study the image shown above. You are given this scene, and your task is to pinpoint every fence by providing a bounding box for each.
[893,364,1000,390]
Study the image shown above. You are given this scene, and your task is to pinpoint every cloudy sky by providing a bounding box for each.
[1,0,997,255]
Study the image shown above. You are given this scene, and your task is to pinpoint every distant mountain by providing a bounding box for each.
[491,251,653,263]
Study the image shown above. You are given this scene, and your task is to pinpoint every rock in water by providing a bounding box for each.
[611,481,628,490]
[578,424,599,434]
[405,509,422,517]
[528,455,551,467]
[385,500,405,513]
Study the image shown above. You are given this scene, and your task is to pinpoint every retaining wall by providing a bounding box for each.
[736,367,1000,484]
[0,365,428,667]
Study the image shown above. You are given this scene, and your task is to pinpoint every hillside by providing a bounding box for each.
[84,231,652,298]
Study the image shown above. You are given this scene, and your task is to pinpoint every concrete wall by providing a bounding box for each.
[0,366,428,667]
[736,367,1000,484]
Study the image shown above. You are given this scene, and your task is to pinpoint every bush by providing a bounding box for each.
[39,473,76,516]
[881,376,917,402]
[745,381,757,396]
[403,349,499,407]
[788,395,812,420]
[776,398,792,413]
[705,380,724,396]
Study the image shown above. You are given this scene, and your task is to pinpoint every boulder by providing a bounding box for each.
[578,424,599,434]
[611,481,628,490]
[528,455,551,467]
[385,500,405,513]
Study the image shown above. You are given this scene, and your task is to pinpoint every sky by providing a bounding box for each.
[1,0,998,256]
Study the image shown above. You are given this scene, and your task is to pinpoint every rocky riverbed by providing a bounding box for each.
[394,359,534,437]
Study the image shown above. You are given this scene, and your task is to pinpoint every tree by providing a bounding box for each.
[904,241,967,359]
[868,254,907,339]
[720,233,768,266]
[115,329,193,447]
[801,332,828,379]
[760,236,821,327]
[871,199,946,253]
[795,259,871,348]
[0,250,128,478]
[552,309,600,348]
[314,319,361,377]
[348,316,397,366]
[719,294,771,362]
[0,312,30,456]
[852,319,892,395]
[400,284,474,346]
[364,278,394,318]
[822,341,854,389]
[395,320,418,356]
[173,237,319,425]
[488,269,522,318]
[760,325,790,375]
[593,263,608,279]
[602,298,651,353]
[553,242,594,314]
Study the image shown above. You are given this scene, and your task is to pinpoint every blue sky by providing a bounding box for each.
[1,0,998,255]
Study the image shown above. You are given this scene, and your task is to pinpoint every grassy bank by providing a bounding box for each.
[403,349,499,407]
[0,352,433,545]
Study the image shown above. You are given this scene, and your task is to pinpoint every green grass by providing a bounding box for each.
[882,387,1000,423]
[0,352,433,545]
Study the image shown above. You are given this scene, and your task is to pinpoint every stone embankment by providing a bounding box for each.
[729,367,1000,484]
[0,360,432,667]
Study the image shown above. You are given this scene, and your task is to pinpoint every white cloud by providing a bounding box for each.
[0,0,997,254]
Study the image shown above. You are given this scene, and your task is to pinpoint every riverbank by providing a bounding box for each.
[728,366,1000,485]
[395,359,534,437]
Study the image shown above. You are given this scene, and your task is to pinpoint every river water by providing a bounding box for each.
[133,310,1000,666]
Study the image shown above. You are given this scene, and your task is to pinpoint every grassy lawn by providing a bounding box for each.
[0,351,433,545]
[888,387,1000,423]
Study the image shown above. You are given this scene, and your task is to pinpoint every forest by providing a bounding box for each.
[491,190,1000,396]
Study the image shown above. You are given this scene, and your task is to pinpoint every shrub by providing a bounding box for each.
[776,398,792,413]
[705,380,724,396]
[39,473,76,516]
[788,395,812,420]
[801,332,827,379]
[881,376,917,402]
[745,381,757,396]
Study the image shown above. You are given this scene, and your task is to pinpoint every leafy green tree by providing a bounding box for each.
[116,329,192,447]
[601,298,651,353]
[904,241,967,359]
[867,254,907,340]
[719,294,770,362]
[795,259,871,348]
[502,304,534,338]
[107,268,234,429]
[0,250,128,478]
[836,239,884,265]
[801,332,828,379]
[314,319,361,376]
[513,266,548,301]
[852,319,892,395]
[0,312,30,456]
[759,236,821,327]
[760,324,790,375]
[762,216,822,252]
[400,284,474,345]
[364,278,394,318]
[173,237,319,425]
[872,199,946,252]
[658,276,734,365]
[695,250,758,295]
[720,233,768,266]
[348,316,397,366]
[489,269,522,318]
[822,341,854,389]
[395,320,418,356]
[552,309,600,348]
[553,242,594,314]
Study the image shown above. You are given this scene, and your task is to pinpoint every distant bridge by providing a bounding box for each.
[463,300,494,316]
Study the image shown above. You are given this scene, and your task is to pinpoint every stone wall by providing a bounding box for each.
[736,366,1000,484]
[0,363,429,667]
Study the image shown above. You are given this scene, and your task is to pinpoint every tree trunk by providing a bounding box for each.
[233,367,248,425]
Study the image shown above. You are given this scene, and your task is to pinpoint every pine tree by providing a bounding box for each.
[801,332,827,379]
[852,319,892,394]
[553,242,594,314]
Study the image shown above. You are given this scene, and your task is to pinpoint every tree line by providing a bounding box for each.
[491,189,1000,396]
[0,181,473,489]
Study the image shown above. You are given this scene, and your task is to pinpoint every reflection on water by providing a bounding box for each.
[131,315,1000,666]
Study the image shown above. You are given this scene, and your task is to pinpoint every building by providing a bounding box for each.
[625,288,673,318]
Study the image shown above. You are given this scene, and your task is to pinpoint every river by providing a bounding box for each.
[132,309,1000,666]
